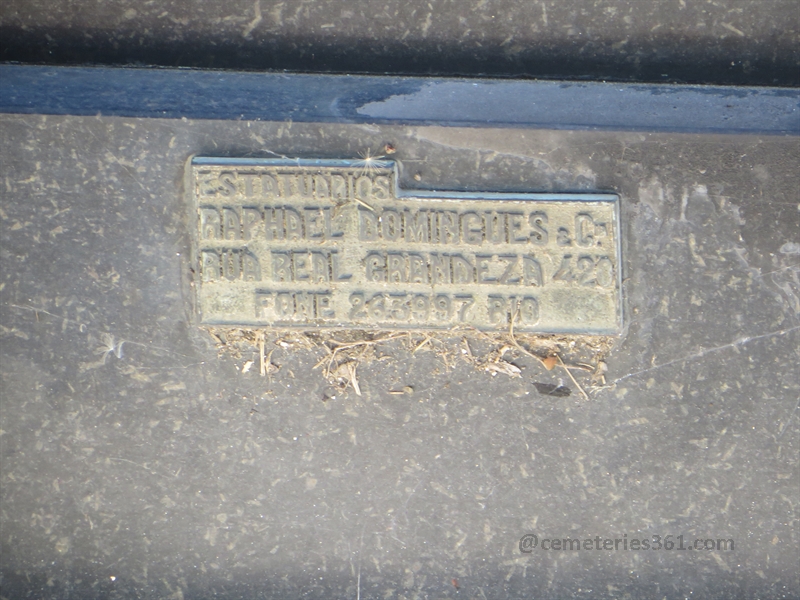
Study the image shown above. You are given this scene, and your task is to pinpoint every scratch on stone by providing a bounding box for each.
[420,12,433,37]
[777,400,799,440]
[720,22,745,37]
[688,233,706,266]
[612,325,800,384]
[680,189,689,221]
[243,0,262,38]
[355,524,364,600]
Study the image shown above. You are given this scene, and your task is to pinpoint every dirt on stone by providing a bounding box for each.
[205,326,616,400]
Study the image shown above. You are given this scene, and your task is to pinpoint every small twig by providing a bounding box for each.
[327,333,404,349]
[349,362,361,396]
[354,197,375,211]
[327,339,381,350]
[413,336,432,353]
[258,333,266,376]
[312,340,335,370]
[558,356,589,401]
[326,348,339,379]
[507,308,547,366]
[570,362,595,372]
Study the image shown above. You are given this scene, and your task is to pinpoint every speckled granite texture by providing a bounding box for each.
[1,117,798,599]
[1,1,799,598]
[1,0,799,85]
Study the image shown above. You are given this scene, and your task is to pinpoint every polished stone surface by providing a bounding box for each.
[1,0,798,86]
[1,115,798,598]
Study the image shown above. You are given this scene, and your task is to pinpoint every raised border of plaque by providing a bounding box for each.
[189,157,622,334]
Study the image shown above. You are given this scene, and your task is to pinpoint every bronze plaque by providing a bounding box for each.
[189,158,622,333]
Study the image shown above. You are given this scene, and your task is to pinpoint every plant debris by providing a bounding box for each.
[204,327,616,400]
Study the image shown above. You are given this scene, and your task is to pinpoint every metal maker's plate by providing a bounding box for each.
[190,158,622,333]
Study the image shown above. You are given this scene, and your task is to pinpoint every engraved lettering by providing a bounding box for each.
[314,175,330,199]
[367,294,385,320]
[430,253,451,284]
[488,295,507,324]
[275,292,293,317]
[455,295,475,321]
[576,255,595,286]
[373,176,390,199]
[553,254,575,282]
[434,295,452,319]
[476,255,496,284]
[295,291,314,317]
[324,208,345,239]
[240,173,259,197]
[387,253,406,283]
[405,210,430,243]
[387,295,410,320]
[298,175,313,198]
[330,175,347,200]
[255,290,271,318]
[461,212,483,245]
[596,257,615,288]
[311,252,330,283]
[349,293,367,319]
[222,250,240,280]
[292,252,310,281]
[222,208,242,240]
[198,172,218,196]
[242,207,262,240]
[439,211,459,244]
[408,254,427,283]
[575,213,595,248]
[219,172,237,197]
[242,251,261,281]
[264,208,284,241]
[529,211,548,245]
[200,207,221,240]
[355,176,372,200]
[284,208,303,241]
[485,212,505,244]
[255,290,337,320]
[201,250,220,281]
[411,295,430,320]
[192,160,620,333]
[365,253,386,282]
[304,208,325,239]
[498,255,520,284]
[359,209,379,241]
[278,174,293,197]
[519,297,539,324]
[508,213,527,244]
[381,210,402,242]
[271,252,292,282]
[316,293,335,318]
[522,256,543,286]
[452,255,475,284]
[261,174,279,196]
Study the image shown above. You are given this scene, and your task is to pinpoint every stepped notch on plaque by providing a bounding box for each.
[189,158,622,334]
